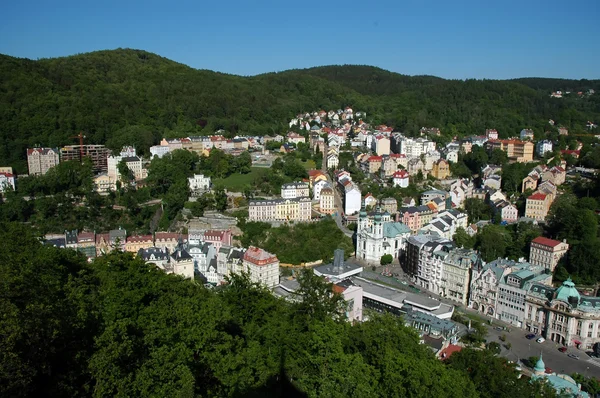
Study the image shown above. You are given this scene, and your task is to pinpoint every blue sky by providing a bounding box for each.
[1,0,598,79]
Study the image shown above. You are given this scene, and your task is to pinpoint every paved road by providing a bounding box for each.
[485,325,600,378]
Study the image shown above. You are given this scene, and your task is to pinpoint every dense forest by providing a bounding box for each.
[1,49,599,173]
[1,223,556,397]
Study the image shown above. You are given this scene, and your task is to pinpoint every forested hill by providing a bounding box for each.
[1,48,599,172]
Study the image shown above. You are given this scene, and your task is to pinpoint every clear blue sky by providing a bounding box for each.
[1,0,598,79]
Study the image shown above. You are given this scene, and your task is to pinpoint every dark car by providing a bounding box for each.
[567,353,580,360]
[558,347,567,353]
[526,334,536,340]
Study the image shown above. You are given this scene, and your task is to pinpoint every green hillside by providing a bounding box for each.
[1,48,599,172]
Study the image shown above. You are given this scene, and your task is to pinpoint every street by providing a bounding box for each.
[485,324,600,378]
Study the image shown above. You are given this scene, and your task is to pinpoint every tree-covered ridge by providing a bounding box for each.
[1,48,599,172]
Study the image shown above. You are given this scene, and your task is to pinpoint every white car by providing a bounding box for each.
[537,337,546,343]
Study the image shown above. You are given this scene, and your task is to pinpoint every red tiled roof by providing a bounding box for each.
[333,284,346,294]
[532,236,563,248]
[0,172,15,177]
[393,170,409,178]
[368,156,383,162]
[528,193,547,200]
[439,344,462,360]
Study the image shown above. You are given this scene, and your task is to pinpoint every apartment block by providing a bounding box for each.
[27,147,60,175]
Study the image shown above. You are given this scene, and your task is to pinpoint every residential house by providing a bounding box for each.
[520,129,535,140]
[202,230,232,252]
[380,197,398,215]
[326,153,339,169]
[138,247,170,270]
[281,181,310,199]
[155,232,184,252]
[308,169,327,187]
[343,182,361,215]
[242,246,280,288]
[486,139,534,162]
[525,192,551,221]
[398,204,438,232]
[421,189,448,205]
[431,159,450,179]
[365,155,383,174]
[392,170,409,188]
[522,175,539,192]
[536,140,553,157]
[0,172,16,192]
[486,129,499,140]
[188,174,211,193]
[407,158,425,176]
[27,147,60,175]
[287,132,306,145]
[529,237,569,272]
[319,185,335,214]
[364,193,377,209]
[125,235,154,253]
[169,241,195,279]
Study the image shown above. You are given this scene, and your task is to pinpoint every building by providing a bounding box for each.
[529,237,569,272]
[169,241,195,279]
[380,197,398,214]
[312,179,329,201]
[365,156,383,174]
[248,197,312,222]
[356,207,411,263]
[0,172,16,192]
[154,232,184,252]
[486,139,534,162]
[93,173,116,193]
[403,234,454,295]
[522,175,539,192]
[392,170,409,188]
[536,140,553,157]
[342,182,361,216]
[524,192,551,221]
[27,147,60,175]
[286,132,306,145]
[201,230,232,252]
[496,264,552,327]
[486,129,499,140]
[371,135,391,156]
[469,260,512,317]
[281,181,309,199]
[333,279,364,322]
[138,247,170,270]
[439,248,481,305]
[495,201,519,223]
[60,145,111,172]
[326,154,339,169]
[125,235,154,253]
[150,144,170,158]
[520,129,535,140]
[398,204,438,233]
[242,246,280,288]
[431,159,450,179]
[308,169,327,187]
[188,174,211,193]
[319,185,335,214]
[525,278,600,350]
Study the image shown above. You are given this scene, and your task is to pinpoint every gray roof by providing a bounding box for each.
[138,247,169,261]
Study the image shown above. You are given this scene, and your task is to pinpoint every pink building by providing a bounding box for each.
[202,230,232,251]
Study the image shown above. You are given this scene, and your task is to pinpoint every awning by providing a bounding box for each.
[573,339,582,345]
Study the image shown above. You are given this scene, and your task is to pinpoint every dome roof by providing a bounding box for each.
[555,278,580,305]
[534,353,545,374]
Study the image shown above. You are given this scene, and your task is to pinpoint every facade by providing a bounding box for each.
[356,207,411,263]
[242,246,280,288]
[188,174,211,192]
[486,139,534,162]
[536,140,553,157]
[0,172,16,192]
[398,204,438,233]
[202,230,232,252]
[150,145,170,158]
[525,192,551,221]
[93,173,116,193]
[520,128,535,140]
[522,175,539,192]
[403,234,454,294]
[138,247,170,270]
[529,237,569,272]
[281,182,309,199]
[431,159,450,179]
[319,186,335,214]
[248,197,312,221]
[525,278,600,350]
[380,197,398,214]
[440,248,481,305]
[125,235,154,253]
[371,135,391,156]
[312,179,329,201]
[343,183,361,215]
[469,260,511,317]
[27,147,60,175]
[392,170,409,188]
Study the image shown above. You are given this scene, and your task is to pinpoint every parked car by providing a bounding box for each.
[536,337,546,343]
[526,334,536,340]
[558,347,567,353]
[567,353,580,360]
[545,367,553,374]
[495,326,504,331]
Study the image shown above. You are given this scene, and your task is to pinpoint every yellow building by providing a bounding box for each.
[319,187,335,214]
[525,192,551,221]
[431,159,450,179]
[249,197,312,221]
[125,235,155,253]
[487,139,534,162]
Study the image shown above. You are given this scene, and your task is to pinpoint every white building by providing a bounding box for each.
[520,129,535,140]
[188,174,211,192]
[343,182,361,215]
[536,140,553,157]
[242,246,280,288]
[281,181,309,199]
[312,179,329,201]
[0,172,16,192]
[327,153,339,169]
[371,135,391,156]
[356,207,411,263]
[392,170,409,188]
[150,145,170,159]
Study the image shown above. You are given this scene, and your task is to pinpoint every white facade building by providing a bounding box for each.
[0,172,16,192]
[188,174,212,192]
[242,246,280,288]
[536,140,553,157]
[356,207,411,263]
[281,181,309,199]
